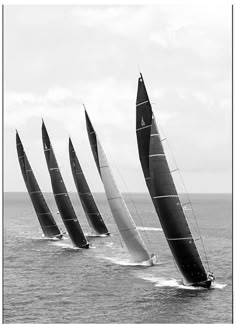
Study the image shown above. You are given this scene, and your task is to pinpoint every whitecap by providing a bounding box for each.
[137,226,163,232]
[136,274,213,290]
[101,256,158,267]
[210,282,227,289]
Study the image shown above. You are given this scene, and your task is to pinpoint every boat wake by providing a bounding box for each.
[51,240,80,250]
[137,226,163,232]
[41,236,65,241]
[101,256,159,267]
[136,274,185,288]
[210,282,227,289]
[105,242,114,247]
[136,274,226,290]
[86,233,109,238]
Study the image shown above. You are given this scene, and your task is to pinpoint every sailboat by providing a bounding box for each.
[16,131,63,239]
[42,121,89,249]
[85,109,155,264]
[69,137,110,236]
[136,73,214,288]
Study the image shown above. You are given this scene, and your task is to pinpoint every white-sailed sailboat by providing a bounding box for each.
[85,108,155,264]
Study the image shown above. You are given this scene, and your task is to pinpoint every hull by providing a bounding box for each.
[191,280,212,289]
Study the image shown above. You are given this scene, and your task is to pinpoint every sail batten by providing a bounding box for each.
[85,110,152,263]
[42,122,89,248]
[16,131,63,239]
[136,74,213,287]
[69,138,109,236]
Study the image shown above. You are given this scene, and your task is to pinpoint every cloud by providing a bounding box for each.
[70,6,154,37]
[4,5,231,193]
[148,5,230,59]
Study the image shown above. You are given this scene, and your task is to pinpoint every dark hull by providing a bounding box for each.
[42,122,89,249]
[191,279,212,289]
[69,138,109,235]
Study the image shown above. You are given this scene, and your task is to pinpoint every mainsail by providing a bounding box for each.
[85,109,153,263]
[69,137,109,236]
[16,131,63,239]
[136,73,213,288]
[42,121,89,248]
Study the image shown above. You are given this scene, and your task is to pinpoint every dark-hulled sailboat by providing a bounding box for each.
[136,73,214,288]
[69,137,109,236]
[16,131,63,239]
[42,121,89,248]
[85,109,154,264]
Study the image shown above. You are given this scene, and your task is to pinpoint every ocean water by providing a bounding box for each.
[4,192,232,323]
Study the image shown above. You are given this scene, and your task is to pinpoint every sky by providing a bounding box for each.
[4,4,232,193]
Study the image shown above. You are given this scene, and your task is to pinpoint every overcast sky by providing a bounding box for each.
[4,4,231,193]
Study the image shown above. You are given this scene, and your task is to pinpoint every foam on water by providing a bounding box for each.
[136,274,204,289]
[52,240,80,250]
[136,274,227,290]
[137,226,163,231]
[86,233,109,238]
[105,242,114,247]
[211,282,227,289]
[101,255,159,267]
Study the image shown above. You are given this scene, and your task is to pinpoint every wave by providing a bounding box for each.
[86,233,109,238]
[137,274,185,288]
[101,255,159,267]
[105,242,114,247]
[136,274,226,290]
[51,240,81,250]
[211,282,227,289]
[137,226,163,232]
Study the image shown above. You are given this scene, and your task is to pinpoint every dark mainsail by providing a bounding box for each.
[69,137,109,235]
[42,121,89,248]
[16,131,63,239]
[136,74,213,288]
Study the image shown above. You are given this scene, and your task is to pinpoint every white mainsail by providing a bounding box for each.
[86,110,153,263]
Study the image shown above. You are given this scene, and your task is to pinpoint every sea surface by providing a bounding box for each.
[4,192,232,323]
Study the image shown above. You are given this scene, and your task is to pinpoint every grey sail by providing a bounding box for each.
[16,131,63,239]
[42,121,89,248]
[85,109,153,263]
[136,73,214,288]
[69,137,109,236]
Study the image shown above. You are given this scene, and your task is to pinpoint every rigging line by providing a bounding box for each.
[105,148,152,252]
[97,148,126,248]
[166,140,210,271]
[156,120,210,271]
